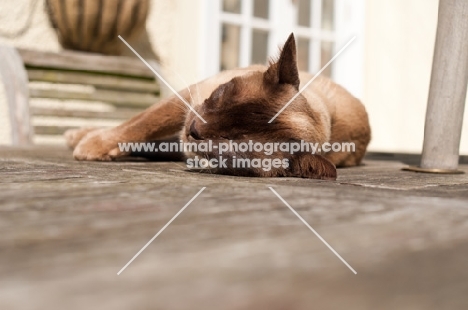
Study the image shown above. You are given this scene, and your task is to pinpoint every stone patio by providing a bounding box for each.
[1,146,468,309]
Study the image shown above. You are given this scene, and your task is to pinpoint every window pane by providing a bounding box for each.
[297,38,310,71]
[220,24,240,71]
[253,0,269,19]
[251,29,269,65]
[321,41,334,77]
[322,0,334,30]
[297,0,311,27]
[223,0,241,14]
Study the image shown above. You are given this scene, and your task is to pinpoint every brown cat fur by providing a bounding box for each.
[66,33,371,180]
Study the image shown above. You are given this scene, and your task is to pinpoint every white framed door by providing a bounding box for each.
[199,0,365,98]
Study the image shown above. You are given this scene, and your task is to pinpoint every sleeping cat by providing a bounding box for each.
[65,33,371,180]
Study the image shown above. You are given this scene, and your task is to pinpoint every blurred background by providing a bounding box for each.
[0,0,467,154]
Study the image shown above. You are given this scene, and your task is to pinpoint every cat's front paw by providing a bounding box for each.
[64,127,99,149]
[73,129,127,161]
[288,153,337,180]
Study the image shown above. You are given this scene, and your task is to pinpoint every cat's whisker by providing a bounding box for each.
[171,161,186,170]
[170,70,196,107]
[172,100,189,114]
[154,63,195,109]
[186,87,195,108]
[195,81,202,106]
[204,153,213,175]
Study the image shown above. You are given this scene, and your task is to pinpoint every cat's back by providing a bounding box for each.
[299,72,368,122]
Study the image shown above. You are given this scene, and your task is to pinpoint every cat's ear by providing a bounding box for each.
[288,153,337,180]
[264,33,300,90]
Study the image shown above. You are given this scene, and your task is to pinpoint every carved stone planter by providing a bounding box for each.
[45,0,150,55]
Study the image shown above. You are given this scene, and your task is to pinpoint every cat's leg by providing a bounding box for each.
[324,103,371,167]
[325,135,370,167]
[325,123,371,167]
[73,91,190,161]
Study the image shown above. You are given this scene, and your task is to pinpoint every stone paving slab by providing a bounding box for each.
[1,146,467,310]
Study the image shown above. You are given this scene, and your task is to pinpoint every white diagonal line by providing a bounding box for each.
[117,187,206,275]
[118,35,207,124]
[268,36,356,123]
[268,187,357,274]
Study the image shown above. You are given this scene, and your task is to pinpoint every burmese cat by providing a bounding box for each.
[65,34,371,180]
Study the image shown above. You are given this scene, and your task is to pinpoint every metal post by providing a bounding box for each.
[405,0,468,174]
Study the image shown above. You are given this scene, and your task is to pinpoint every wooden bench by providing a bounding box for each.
[0,44,161,145]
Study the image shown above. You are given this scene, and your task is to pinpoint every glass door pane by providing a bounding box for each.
[297,38,310,71]
[220,24,241,70]
[321,41,334,77]
[297,0,311,27]
[253,0,269,19]
[321,0,334,30]
[223,0,241,13]
[251,29,269,65]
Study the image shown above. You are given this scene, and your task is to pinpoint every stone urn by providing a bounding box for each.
[45,0,150,55]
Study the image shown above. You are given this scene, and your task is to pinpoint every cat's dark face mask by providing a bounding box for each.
[179,33,337,179]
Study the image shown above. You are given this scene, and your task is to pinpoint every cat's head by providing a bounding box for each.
[181,33,336,180]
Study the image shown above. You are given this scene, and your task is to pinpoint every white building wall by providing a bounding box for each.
[1,0,467,154]
[145,0,202,90]
[363,0,468,154]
